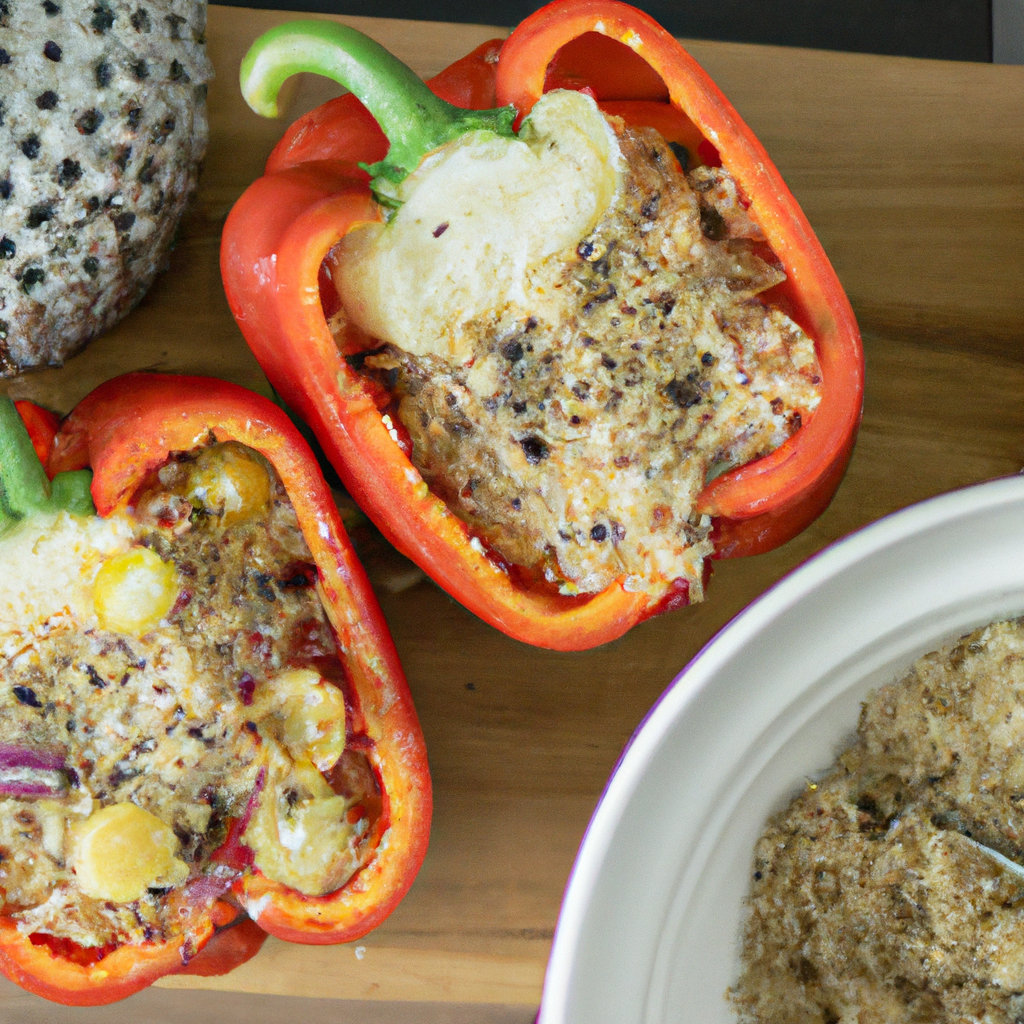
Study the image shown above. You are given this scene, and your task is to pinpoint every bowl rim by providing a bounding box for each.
[538,472,1024,1023]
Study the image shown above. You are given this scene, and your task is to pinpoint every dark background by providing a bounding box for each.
[215,0,994,62]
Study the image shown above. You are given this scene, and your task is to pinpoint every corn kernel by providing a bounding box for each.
[255,668,347,773]
[252,792,355,895]
[69,803,188,903]
[245,754,358,896]
[187,443,272,526]
[94,547,179,636]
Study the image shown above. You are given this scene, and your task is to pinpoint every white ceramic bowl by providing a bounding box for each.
[539,473,1024,1024]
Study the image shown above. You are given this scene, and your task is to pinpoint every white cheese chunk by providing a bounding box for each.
[336,90,623,364]
[0,511,134,644]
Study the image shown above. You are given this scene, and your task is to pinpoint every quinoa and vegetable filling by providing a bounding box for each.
[341,113,821,599]
[0,441,379,953]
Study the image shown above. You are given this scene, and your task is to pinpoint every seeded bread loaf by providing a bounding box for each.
[0,0,211,374]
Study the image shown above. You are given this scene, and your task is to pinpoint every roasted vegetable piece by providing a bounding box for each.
[221,0,863,651]
[0,375,429,1004]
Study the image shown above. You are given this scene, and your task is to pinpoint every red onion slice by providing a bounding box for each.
[210,767,266,870]
[0,744,70,798]
[0,743,66,773]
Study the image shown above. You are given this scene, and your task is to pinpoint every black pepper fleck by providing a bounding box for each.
[43,40,62,61]
[432,221,449,238]
[12,686,41,708]
[501,339,524,362]
[131,58,149,81]
[83,664,106,689]
[82,256,99,277]
[640,192,661,220]
[131,7,150,31]
[21,134,41,159]
[700,205,727,241]
[0,49,9,64]
[76,109,104,135]
[35,90,58,110]
[42,0,60,12]
[519,435,549,465]
[95,59,111,86]
[26,204,53,228]
[0,237,14,259]
[252,572,276,602]
[590,523,608,542]
[169,59,189,83]
[113,210,135,233]
[665,377,702,409]
[21,267,45,290]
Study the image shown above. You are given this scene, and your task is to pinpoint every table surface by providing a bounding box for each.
[1,6,1023,1021]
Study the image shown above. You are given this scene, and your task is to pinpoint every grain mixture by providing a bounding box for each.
[732,618,1024,1024]
[0,441,379,957]
[335,101,821,601]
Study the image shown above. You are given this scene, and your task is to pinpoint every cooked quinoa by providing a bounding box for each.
[0,0,210,373]
[345,117,821,600]
[0,442,379,955]
[732,618,1024,1024]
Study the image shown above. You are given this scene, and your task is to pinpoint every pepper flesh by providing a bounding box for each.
[221,0,863,650]
[0,374,430,1003]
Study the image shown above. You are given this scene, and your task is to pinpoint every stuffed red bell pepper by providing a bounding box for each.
[0,374,430,1005]
[221,0,863,652]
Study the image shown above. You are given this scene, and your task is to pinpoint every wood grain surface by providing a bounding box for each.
[1,6,1022,1020]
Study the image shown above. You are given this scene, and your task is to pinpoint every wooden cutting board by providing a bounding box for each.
[1,6,1022,1019]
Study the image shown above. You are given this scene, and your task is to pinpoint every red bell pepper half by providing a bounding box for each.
[0,375,430,1004]
[221,0,863,651]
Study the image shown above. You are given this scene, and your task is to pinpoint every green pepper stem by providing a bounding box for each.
[0,397,94,529]
[0,397,52,521]
[240,20,516,187]
[49,470,97,518]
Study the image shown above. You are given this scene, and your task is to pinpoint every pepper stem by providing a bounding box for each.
[240,20,517,188]
[0,397,94,529]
